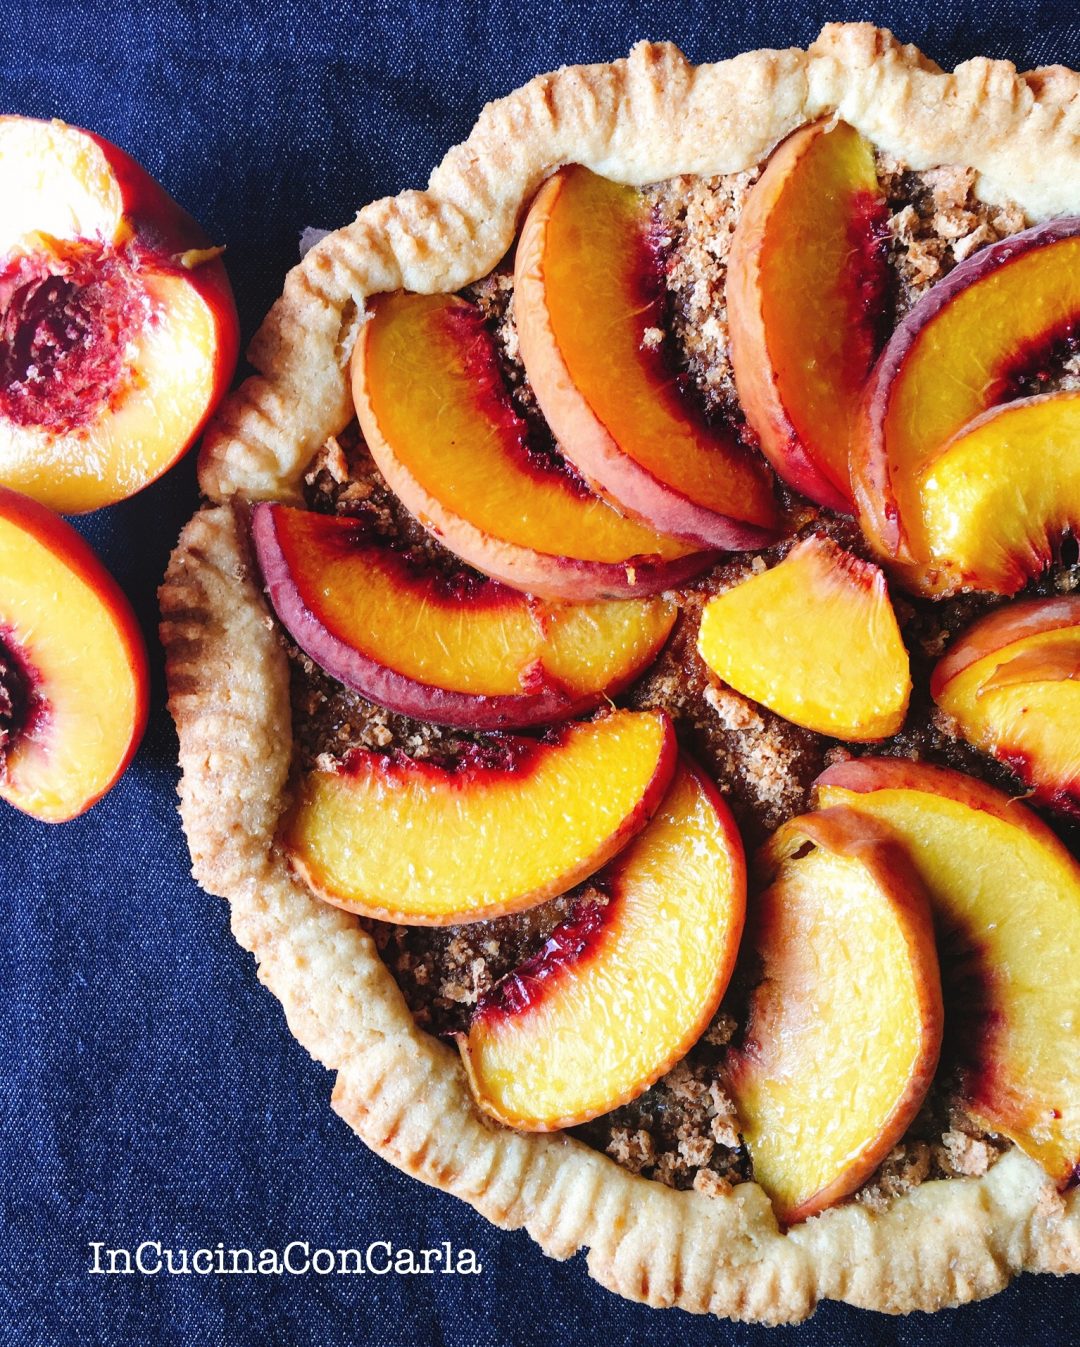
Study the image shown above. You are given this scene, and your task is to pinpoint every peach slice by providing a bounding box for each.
[0,485,148,821]
[931,596,1080,811]
[0,116,239,513]
[728,120,888,511]
[351,291,710,601]
[456,756,745,1129]
[916,392,1080,594]
[514,166,779,549]
[696,534,910,740]
[284,709,676,925]
[252,502,676,729]
[852,216,1080,565]
[726,807,942,1225]
[816,757,1080,1184]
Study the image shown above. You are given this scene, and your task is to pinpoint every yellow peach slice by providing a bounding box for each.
[816,757,1080,1184]
[0,486,148,821]
[932,597,1080,811]
[916,392,1080,595]
[285,709,676,925]
[252,502,676,729]
[351,291,708,600]
[456,756,745,1129]
[696,535,910,740]
[852,217,1080,564]
[514,166,778,548]
[728,120,887,510]
[726,807,942,1225]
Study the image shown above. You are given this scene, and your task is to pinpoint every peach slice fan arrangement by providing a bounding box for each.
[157,25,1080,1325]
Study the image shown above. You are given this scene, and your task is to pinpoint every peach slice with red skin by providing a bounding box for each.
[514,165,779,549]
[456,756,745,1130]
[696,534,910,740]
[852,216,1080,567]
[728,120,889,511]
[351,290,710,601]
[932,596,1080,813]
[0,116,239,513]
[284,709,676,925]
[916,392,1080,595]
[252,502,676,729]
[815,757,1080,1185]
[726,807,942,1225]
[0,485,148,821]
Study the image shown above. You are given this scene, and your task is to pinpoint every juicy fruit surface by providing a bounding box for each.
[514,166,778,546]
[458,758,745,1129]
[696,535,910,740]
[351,290,702,596]
[254,503,676,728]
[816,760,1080,1183]
[0,268,220,512]
[854,220,1080,563]
[0,116,238,513]
[284,710,676,924]
[728,121,887,509]
[933,599,1080,811]
[0,488,146,821]
[918,392,1080,594]
[727,809,941,1225]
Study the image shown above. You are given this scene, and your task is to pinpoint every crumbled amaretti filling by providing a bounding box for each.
[280,154,1073,1203]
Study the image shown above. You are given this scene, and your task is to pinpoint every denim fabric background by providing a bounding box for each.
[1,3,1078,1343]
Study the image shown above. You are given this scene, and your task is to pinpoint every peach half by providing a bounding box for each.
[932,596,1080,812]
[917,392,1080,594]
[252,502,676,729]
[0,485,147,821]
[816,757,1080,1185]
[852,216,1080,567]
[728,120,888,511]
[696,534,910,740]
[456,756,745,1130]
[0,116,239,513]
[284,709,676,925]
[514,166,779,549]
[351,291,710,600]
[726,807,942,1225]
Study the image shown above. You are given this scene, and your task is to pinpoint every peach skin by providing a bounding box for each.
[726,807,942,1225]
[456,756,745,1129]
[514,166,779,549]
[0,485,147,821]
[816,756,1080,1186]
[0,116,239,513]
[284,709,677,925]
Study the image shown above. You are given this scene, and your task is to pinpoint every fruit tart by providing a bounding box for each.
[159,23,1080,1323]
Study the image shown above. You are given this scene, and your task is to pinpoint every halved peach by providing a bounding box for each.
[916,392,1080,594]
[932,596,1080,811]
[252,502,676,729]
[728,120,888,511]
[351,291,710,600]
[0,485,148,821]
[514,166,779,548]
[456,756,745,1129]
[816,757,1080,1184]
[696,534,910,740]
[284,709,676,925]
[0,116,239,513]
[852,216,1080,565]
[726,807,942,1225]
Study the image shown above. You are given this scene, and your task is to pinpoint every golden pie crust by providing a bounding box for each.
[161,24,1080,1322]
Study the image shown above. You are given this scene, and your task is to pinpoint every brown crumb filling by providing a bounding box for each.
[279,154,1077,1206]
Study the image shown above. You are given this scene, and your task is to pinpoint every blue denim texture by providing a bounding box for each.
[1,2,1078,1342]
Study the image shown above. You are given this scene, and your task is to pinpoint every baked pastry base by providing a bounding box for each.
[163,24,1080,1320]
